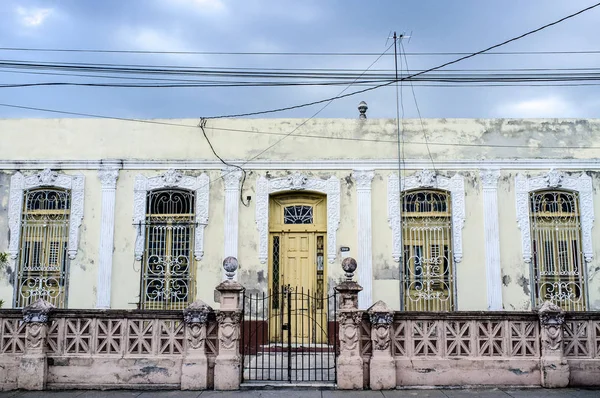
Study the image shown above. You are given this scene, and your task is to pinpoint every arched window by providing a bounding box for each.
[530,190,586,310]
[141,189,195,309]
[402,189,454,311]
[17,188,71,308]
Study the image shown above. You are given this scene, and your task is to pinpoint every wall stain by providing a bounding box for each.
[517,275,530,296]
[502,275,512,287]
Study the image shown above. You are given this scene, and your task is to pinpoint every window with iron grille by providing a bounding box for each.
[141,189,195,310]
[530,190,586,311]
[401,189,454,311]
[16,188,71,308]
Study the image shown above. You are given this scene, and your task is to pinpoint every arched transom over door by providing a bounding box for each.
[269,192,327,342]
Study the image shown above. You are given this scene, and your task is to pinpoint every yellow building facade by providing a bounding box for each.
[0,117,599,312]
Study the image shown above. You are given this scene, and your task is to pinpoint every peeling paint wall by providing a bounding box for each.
[1,118,600,311]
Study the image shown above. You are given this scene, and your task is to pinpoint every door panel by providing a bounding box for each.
[283,233,312,343]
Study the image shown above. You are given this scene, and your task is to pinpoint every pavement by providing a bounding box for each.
[0,389,599,398]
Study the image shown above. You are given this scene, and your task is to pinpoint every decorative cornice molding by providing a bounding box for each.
[387,170,466,263]
[255,173,341,264]
[4,158,600,171]
[133,169,209,261]
[515,170,594,263]
[8,169,85,261]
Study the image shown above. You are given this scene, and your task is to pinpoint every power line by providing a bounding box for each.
[401,41,437,173]
[1,102,599,150]
[2,47,600,56]
[200,1,600,119]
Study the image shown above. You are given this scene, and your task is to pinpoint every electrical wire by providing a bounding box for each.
[2,47,600,56]
[401,41,437,173]
[202,41,397,190]
[198,118,250,207]
[197,1,600,119]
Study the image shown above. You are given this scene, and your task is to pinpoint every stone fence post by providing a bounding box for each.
[214,257,244,391]
[18,299,55,390]
[538,301,569,388]
[335,257,364,390]
[368,300,395,390]
[181,300,213,390]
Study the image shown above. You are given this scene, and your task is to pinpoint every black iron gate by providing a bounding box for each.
[241,286,338,383]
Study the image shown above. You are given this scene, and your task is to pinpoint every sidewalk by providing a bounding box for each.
[1,389,599,398]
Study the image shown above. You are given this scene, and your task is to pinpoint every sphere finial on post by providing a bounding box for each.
[342,257,357,281]
[222,256,238,280]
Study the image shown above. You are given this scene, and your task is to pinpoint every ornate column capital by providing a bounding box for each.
[352,169,375,190]
[98,167,119,189]
[222,167,242,191]
[480,169,500,189]
[183,300,213,325]
[22,299,55,324]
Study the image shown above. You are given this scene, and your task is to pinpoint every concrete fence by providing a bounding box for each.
[0,258,599,391]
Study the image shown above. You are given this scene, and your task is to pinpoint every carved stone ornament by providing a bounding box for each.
[216,311,241,351]
[415,169,436,187]
[26,322,47,351]
[36,168,59,185]
[388,171,465,263]
[337,311,363,325]
[22,298,55,323]
[256,173,340,264]
[187,324,207,350]
[516,171,594,263]
[340,323,359,352]
[161,169,183,187]
[545,169,564,188]
[9,170,85,261]
[183,300,213,324]
[538,301,565,352]
[372,324,391,351]
[133,171,209,261]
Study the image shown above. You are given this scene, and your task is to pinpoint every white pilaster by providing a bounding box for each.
[222,167,242,280]
[353,170,374,309]
[481,169,502,311]
[96,167,119,308]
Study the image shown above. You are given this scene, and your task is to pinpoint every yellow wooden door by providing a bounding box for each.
[282,232,313,343]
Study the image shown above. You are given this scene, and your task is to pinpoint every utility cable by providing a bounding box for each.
[2,47,600,56]
[202,41,396,193]
[401,41,437,173]
[198,118,250,207]
[199,1,600,119]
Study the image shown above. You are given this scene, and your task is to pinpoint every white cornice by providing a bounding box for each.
[1,158,600,170]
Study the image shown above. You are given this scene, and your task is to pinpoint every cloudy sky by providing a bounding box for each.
[1,0,599,119]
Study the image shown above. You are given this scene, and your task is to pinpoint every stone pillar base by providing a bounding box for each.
[214,355,241,390]
[370,356,396,390]
[541,359,570,388]
[337,356,364,390]
[181,357,208,390]
[18,354,47,390]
